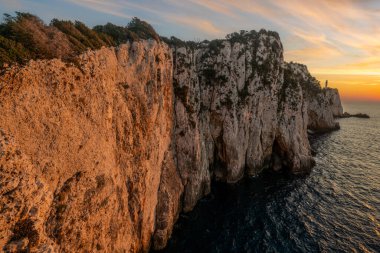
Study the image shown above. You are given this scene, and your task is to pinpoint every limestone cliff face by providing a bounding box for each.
[324,88,344,117]
[0,34,343,252]
[157,34,342,247]
[285,62,343,132]
[171,31,314,212]
[0,41,176,252]
[307,88,342,131]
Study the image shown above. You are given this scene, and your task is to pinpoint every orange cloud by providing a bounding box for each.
[67,0,223,36]
[66,0,131,19]
[187,0,237,18]
[285,46,342,61]
[1,0,23,9]
[223,0,380,77]
[166,15,222,36]
[311,57,380,75]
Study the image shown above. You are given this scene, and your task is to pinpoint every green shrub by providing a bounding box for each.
[0,13,160,67]
[161,36,198,49]
[93,22,134,44]
[127,17,159,41]
[0,34,31,65]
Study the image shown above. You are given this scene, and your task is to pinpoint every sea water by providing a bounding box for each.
[159,101,380,253]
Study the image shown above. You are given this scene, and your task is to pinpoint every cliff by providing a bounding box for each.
[170,31,315,214]
[0,41,176,252]
[284,62,343,132]
[0,33,343,252]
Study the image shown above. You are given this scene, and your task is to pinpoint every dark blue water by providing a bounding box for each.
[160,101,380,253]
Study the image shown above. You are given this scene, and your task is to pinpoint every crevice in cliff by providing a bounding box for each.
[212,134,229,181]
[270,139,289,172]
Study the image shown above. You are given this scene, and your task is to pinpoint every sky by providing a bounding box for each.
[0,0,379,101]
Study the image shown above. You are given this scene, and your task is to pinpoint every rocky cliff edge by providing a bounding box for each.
[0,33,343,252]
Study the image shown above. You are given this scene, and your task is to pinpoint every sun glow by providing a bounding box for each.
[314,74,380,102]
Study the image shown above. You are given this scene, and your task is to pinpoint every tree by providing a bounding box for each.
[127,17,160,41]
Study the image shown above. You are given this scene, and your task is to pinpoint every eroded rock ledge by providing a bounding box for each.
[0,32,342,252]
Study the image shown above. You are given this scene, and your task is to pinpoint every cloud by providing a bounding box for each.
[285,46,342,60]
[65,0,224,36]
[185,0,237,18]
[292,30,327,44]
[65,0,131,19]
[345,58,380,68]
[312,57,380,75]
[166,15,223,36]
[58,0,380,75]
[0,0,23,10]
[234,0,380,74]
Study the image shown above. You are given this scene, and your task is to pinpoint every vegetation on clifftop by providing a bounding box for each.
[285,62,322,98]
[162,29,280,50]
[0,12,160,67]
[1,12,321,104]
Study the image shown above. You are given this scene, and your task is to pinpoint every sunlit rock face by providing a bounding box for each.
[0,35,342,252]
[0,41,177,252]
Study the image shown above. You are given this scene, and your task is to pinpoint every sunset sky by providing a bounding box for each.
[1,0,379,101]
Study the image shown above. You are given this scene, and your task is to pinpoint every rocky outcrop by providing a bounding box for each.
[338,112,370,119]
[324,88,344,117]
[284,62,343,132]
[307,88,342,131]
[0,32,343,252]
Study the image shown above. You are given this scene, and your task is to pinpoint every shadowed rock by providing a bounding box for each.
[337,112,370,119]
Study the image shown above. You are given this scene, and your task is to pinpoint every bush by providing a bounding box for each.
[0,12,75,63]
[0,34,31,65]
[0,13,160,67]
[127,17,159,41]
[161,36,198,49]
[93,22,133,44]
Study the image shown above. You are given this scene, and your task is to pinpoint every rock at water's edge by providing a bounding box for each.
[337,112,370,119]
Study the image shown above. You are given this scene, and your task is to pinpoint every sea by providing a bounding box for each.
[158,101,380,253]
